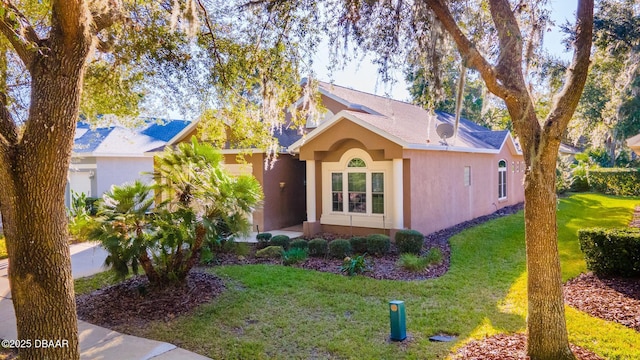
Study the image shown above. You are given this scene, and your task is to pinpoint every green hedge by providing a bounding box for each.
[308,238,328,257]
[270,235,290,250]
[578,228,640,277]
[329,239,352,259]
[588,168,640,196]
[395,229,424,255]
[366,234,390,256]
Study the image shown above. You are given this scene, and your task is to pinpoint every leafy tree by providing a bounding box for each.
[0,1,304,358]
[290,0,593,358]
[91,140,262,286]
[569,0,640,164]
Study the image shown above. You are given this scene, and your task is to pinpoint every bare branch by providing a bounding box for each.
[544,0,594,139]
[195,0,229,86]
[424,0,511,99]
[0,0,39,67]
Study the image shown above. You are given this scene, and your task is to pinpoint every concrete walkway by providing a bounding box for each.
[0,242,210,360]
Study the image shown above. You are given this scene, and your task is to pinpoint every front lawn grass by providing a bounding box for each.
[80,193,640,359]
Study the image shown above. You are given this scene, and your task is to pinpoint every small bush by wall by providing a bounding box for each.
[395,229,424,255]
[256,245,284,259]
[578,228,640,277]
[308,238,328,257]
[366,234,390,256]
[290,239,308,251]
[270,235,290,250]
[349,237,367,254]
[588,168,640,196]
[329,239,352,259]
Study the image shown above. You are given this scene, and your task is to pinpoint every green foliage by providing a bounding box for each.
[0,234,7,260]
[578,228,640,277]
[270,235,290,250]
[256,233,272,249]
[340,255,369,276]
[328,239,351,259]
[255,246,284,259]
[424,247,444,266]
[349,237,367,254]
[90,181,154,280]
[396,253,430,272]
[290,239,308,251]
[366,234,390,256]
[588,168,640,196]
[282,248,308,266]
[308,238,328,257]
[394,229,424,255]
[90,141,262,286]
[68,191,98,240]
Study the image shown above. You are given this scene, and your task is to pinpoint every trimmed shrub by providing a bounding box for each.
[397,253,429,272]
[308,238,328,257]
[282,248,308,266]
[256,245,284,259]
[395,229,424,255]
[256,233,272,249]
[290,239,308,251]
[366,234,390,256]
[578,228,640,277]
[349,237,367,254]
[270,235,290,250]
[588,168,640,196]
[329,239,352,259]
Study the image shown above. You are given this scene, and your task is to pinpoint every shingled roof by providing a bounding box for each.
[289,81,518,153]
[73,119,192,156]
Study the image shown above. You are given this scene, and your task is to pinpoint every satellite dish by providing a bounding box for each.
[436,123,455,140]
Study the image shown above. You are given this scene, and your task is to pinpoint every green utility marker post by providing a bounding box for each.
[389,300,406,341]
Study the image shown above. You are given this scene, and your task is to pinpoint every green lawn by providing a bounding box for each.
[77,193,640,359]
[0,235,6,260]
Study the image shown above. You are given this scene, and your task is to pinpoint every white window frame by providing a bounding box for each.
[498,159,507,200]
[322,149,393,228]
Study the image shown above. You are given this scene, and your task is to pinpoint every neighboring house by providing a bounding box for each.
[66,119,192,206]
[288,81,525,237]
[169,81,525,237]
[626,133,640,156]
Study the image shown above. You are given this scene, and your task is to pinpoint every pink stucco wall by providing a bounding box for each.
[406,144,525,235]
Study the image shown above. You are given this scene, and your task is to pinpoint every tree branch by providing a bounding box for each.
[0,0,39,67]
[487,0,524,83]
[90,0,123,33]
[544,0,594,140]
[52,0,88,46]
[424,0,510,99]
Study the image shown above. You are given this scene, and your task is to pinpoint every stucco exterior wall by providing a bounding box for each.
[405,145,525,235]
[95,157,154,197]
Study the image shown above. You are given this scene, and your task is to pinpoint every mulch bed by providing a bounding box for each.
[564,273,640,332]
[451,333,603,360]
[76,271,225,331]
[215,203,524,281]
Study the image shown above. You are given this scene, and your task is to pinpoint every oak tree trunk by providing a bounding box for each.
[0,28,92,360]
[524,151,574,360]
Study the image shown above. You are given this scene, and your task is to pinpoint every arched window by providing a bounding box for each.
[498,160,507,200]
[331,157,384,214]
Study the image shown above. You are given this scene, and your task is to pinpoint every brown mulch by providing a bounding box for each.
[451,333,604,360]
[629,206,640,228]
[76,271,225,331]
[564,272,640,332]
[0,348,18,360]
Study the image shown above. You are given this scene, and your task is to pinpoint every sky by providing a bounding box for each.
[310,0,579,102]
